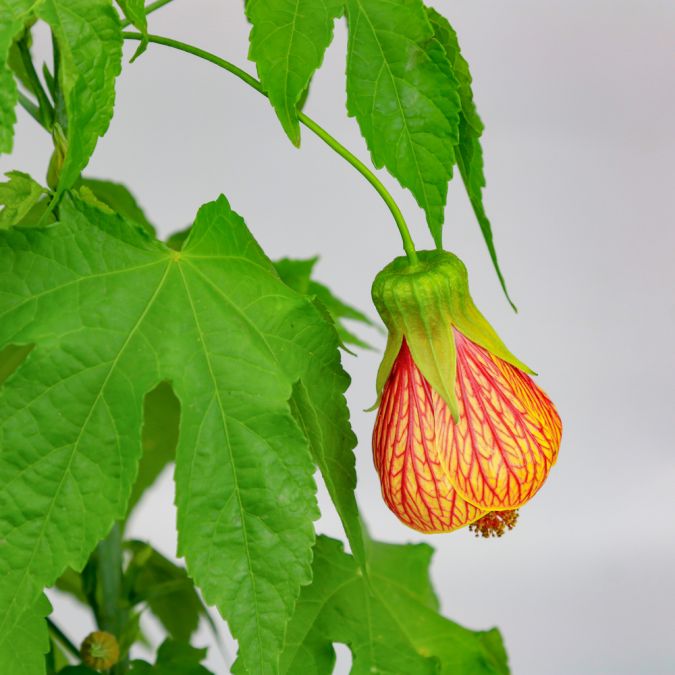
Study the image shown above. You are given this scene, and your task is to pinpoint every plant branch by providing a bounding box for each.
[95,523,129,675]
[122,31,419,264]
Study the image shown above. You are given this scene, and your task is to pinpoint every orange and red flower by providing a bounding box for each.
[371,251,562,535]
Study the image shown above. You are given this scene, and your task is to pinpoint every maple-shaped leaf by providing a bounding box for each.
[0,194,361,674]
[276,536,510,675]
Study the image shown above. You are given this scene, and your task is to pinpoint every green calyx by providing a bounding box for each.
[371,250,533,420]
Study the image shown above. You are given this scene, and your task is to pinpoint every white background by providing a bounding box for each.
[2,1,674,673]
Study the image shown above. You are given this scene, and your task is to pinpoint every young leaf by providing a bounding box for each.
[274,256,376,350]
[0,193,361,674]
[426,7,515,309]
[79,177,156,234]
[345,0,461,247]
[36,0,122,192]
[0,170,48,228]
[0,1,36,153]
[246,0,344,146]
[115,0,148,60]
[125,541,202,642]
[277,536,510,675]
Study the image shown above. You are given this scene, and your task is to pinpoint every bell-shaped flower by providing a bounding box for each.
[371,251,562,536]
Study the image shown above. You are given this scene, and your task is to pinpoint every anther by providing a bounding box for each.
[469,510,519,538]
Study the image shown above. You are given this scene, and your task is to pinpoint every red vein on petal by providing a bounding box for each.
[373,341,484,532]
[439,330,562,510]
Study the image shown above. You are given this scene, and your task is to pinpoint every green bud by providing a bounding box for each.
[46,124,67,191]
[371,250,532,420]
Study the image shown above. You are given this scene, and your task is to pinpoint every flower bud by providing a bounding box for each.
[371,251,561,534]
[80,630,120,671]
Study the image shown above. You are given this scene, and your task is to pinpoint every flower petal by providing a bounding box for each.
[373,341,485,533]
[436,330,562,510]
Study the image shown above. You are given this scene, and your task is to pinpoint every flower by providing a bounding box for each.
[371,251,562,535]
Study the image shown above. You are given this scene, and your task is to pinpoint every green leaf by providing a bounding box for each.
[364,536,510,674]
[426,7,515,310]
[0,342,32,384]
[289,372,365,568]
[115,0,148,61]
[246,0,344,146]
[0,193,361,674]
[53,567,87,605]
[0,170,48,228]
[0,1,36,153]
[345,0,461,247]
[278,536,437,675]
[0,594,50,675]
[36,0,122,192]
[45,636,70,675]
[127,382,180,513]
[269,257,366,565]
[79,177,155,234]
[278,536,510,675]
[125,541,202,642]
[7,22,35,93]
[129,639,214,675]
[274,257,376,350]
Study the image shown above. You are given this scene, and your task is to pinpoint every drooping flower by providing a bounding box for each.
[371,251,562,535]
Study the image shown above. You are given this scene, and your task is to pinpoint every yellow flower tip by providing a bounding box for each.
[81,630,120,671]
[469,510,519,538]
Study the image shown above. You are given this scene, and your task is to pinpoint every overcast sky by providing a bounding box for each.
[2,1,674,673]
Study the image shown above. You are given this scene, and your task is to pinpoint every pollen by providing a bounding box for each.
[469,510,519,538]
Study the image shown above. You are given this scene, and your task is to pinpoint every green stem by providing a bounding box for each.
[95,523,129,675]
[46,618,80,660]
[121,0,177,28]
[122,31,419,264]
